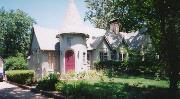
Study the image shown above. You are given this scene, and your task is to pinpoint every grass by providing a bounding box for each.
[85,75,169,88]
[56,78,180,99]
[111,77,168,88]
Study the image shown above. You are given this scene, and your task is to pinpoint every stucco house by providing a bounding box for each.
[28,0,150,77]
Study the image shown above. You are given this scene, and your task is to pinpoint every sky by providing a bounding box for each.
[0,0,92,29]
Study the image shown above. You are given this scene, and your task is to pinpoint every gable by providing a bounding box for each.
[105,32,123,49]
[96,37,112,52]
[30,31,40,52]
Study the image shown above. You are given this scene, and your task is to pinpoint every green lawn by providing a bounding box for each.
[85,75,169,88]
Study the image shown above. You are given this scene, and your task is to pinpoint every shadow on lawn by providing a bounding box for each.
[98,82,180,99]
[123,84,180,99]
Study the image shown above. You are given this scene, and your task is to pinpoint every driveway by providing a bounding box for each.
[0,81,49,99]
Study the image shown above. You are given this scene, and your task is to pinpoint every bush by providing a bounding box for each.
[55,81,134,99]
[6,70,35,85]
[94,60,165,78]
[5,53,28,70]
[36,73,59,91]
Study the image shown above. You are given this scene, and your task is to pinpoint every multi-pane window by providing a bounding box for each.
[100,52,108,61]
[119,53,126,61]
[48,52,56,69]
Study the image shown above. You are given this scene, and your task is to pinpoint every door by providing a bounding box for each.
[65,50,75,72]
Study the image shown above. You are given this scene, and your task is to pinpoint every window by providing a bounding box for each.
[111,50,117,60]
[83,52,86,64]
[48,52,56,69]
[87,53,90,61]
[100,52,108,61]
[119,53,126,61]
[87,53,90,65]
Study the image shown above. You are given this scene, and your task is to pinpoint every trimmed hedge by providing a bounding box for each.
[6,70,35,85]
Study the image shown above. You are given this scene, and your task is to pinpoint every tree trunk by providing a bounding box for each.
[169,71,179,90]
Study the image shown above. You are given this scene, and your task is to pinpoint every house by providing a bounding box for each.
[0,56,4,74]
[28,0,150,78]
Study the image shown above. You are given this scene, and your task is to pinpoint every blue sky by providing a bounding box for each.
[0,0,92,29]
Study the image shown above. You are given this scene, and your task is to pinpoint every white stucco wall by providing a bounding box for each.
[28,34,42,78]
[59,34,88,74]
[29,34,60,78]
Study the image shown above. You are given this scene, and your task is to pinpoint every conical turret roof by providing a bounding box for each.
[59,0,89,36]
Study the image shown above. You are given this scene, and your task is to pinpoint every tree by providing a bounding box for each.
[5,53,28,70]
[155,0,180,90]
[0,8,35,58]
[85,0,180,90]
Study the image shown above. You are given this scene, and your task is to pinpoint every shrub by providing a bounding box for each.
[55,81,132,99]
[94,60,165,78]
[36,73,59,91]
[6,70,35,85]
[5,53,28,70]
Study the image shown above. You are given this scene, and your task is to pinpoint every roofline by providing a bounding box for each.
[28,27,35,56]
[94,36,113,51]
[56,33,89,38]
[103,36,113,50]
[28,27,41,55]
[41,49,59,51]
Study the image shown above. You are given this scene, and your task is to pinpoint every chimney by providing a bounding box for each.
[109,19,120,34]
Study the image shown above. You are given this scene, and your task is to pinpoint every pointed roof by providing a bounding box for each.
[59,0,89,36]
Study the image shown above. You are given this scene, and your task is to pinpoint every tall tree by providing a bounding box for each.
[0,8,35,58]
[155,0,180,90]
[85,0,180,90]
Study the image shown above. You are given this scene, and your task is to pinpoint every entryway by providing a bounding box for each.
[65,50,75,72]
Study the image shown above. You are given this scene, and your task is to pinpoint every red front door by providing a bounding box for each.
[65,50,75,72]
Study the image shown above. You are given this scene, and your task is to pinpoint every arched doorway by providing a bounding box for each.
[65,50,75,72]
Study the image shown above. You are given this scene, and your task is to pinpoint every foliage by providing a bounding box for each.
[36,73,59,91]
[60,70,105,81]
[155,0,180,90]
[56,81,132,99]
[6,70,35,85]
[94,60,165,78]
[0,7,35,58]
[55,78,172,99]
[5,53,28,70]
[85,0,180,90]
